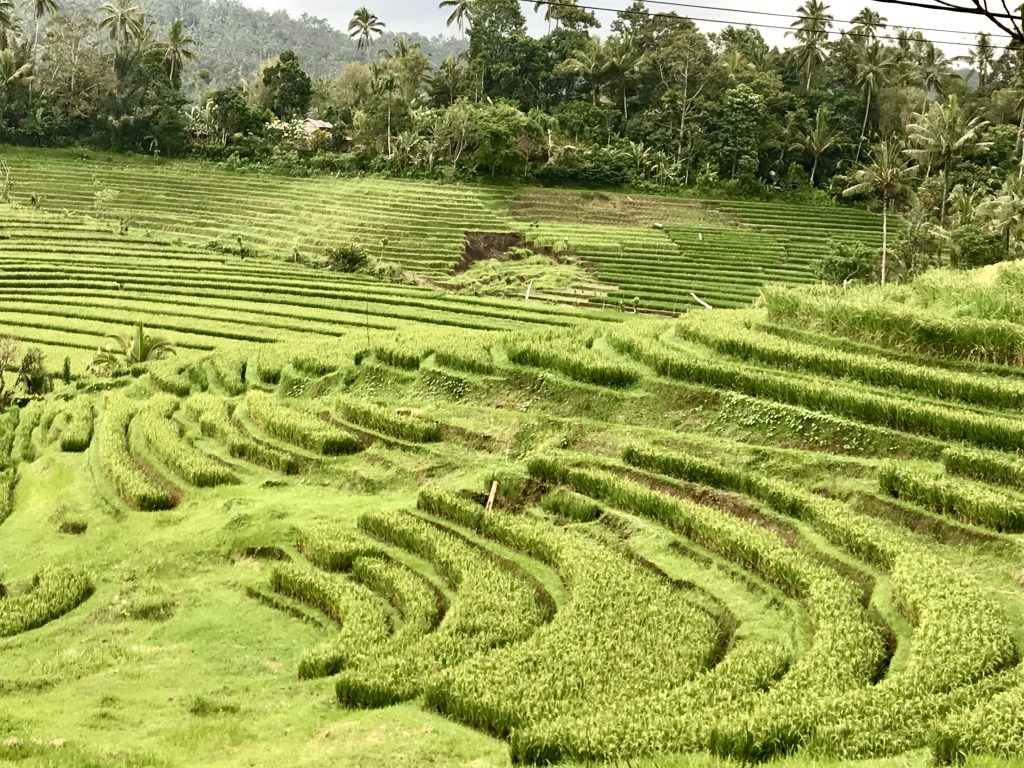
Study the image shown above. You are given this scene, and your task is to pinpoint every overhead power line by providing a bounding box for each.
[527,0,1023,52]
[871,0,1018,20]
[638,0,1013,40]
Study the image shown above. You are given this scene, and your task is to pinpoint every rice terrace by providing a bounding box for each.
[3,0,1024,766]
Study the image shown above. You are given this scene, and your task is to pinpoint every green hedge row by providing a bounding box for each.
[134,403,237,488]
[933,676,1024,763]
[269,562,391,679]
[59,398,94,453]
[879,462,1024,532]
[610,331,1024,451]
[677,316,1024,410]
[337,396,441,443]
[186,393,301,475]
[411,487,725,763]
[0,566,94,638]
[505,330,640,389]
[99,397,176,511]
[525,455,885,762]
[334,509,547,709]
[615,445,1017,760]
[0,468,15,525]
[942,446,1024,489]
[246,391,362,456]
[763,287,1024,367]
[148,359,193,397]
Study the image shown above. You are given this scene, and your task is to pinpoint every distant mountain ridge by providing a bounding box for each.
[60,0,465,88]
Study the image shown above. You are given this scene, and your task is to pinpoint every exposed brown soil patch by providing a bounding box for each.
[452,232,569,275]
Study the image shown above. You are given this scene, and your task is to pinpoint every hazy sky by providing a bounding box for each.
[241,0,1008,53]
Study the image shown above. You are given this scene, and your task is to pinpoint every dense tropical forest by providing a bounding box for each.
[2,0,1024,279]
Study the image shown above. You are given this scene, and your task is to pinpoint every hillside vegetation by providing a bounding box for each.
[1,193,1023,766]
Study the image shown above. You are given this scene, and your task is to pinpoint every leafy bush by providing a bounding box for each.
[950,223,1005,269]
[816,239,879,284]
[0,469,15,524]
[323,244,368,273]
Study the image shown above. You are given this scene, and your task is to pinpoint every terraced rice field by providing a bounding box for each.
[509,189,887,311]
[2,146,886,313]
[0,207,611,374]
[2,189,1023,768]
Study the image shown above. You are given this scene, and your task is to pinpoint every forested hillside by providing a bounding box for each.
[55,0,464,87]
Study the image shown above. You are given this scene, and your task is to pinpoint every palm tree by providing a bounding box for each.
[793,106,841,187]
[439,0,471,35]
[906,95,991,226]
[534,0,577,30]
[947,183,985,230]
[844,138,917,284]
[90,323,176,372]
[559,35,607,106]
[918,42,955,112]
[372,65,398,156]
[788,0,833,90]
[30,0,58,54]
[164,18,196,85]
[99,0,144,49]
[850,7,885,44]
[605,32,639,121]
[961,32,995,91]
[430,54,463,106]
[721,50,755,81]
[0,0,13,32]
[977,176,1024,256]
[348,6,384,57]
[0,47,30,87]
[855,41,892,162]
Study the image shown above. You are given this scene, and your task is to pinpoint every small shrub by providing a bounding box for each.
[323,244,368,273]
[187,696,240,717]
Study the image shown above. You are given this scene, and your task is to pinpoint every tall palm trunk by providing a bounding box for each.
[941,158,951,226]
[810,155,818,188]
[857,89,871,163]
[1017,107,1024,179]
[881,197,889,285]
[387,101,392,156]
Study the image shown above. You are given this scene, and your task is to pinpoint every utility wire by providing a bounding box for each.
[869,0,1023,41]
[639,0,1014,39]
[526,0,1023,51]
[871,0,1019,20]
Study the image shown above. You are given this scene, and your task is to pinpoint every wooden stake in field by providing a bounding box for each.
[525,279,534,301]
[484,481,498,514]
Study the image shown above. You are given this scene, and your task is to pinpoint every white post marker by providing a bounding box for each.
[484,481,498,514]
[525,279,534,301]
[691,292,713,310]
